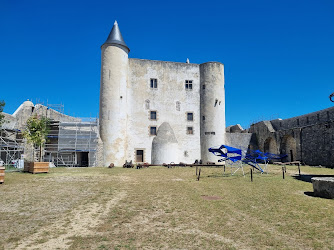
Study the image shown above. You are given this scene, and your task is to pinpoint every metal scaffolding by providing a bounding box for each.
[44,119,98,167]
[0,129,24,170]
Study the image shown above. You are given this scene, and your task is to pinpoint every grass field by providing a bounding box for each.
[0,164,333,249]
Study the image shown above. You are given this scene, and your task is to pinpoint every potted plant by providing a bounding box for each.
[23,115,50,174]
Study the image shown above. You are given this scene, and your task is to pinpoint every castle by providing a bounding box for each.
[99,21,226,166]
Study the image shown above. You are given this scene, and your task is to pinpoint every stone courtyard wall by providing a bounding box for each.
[249,106,334,167]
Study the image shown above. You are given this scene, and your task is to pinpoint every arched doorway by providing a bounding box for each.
[281,135,297,162]
[263,137,278,154]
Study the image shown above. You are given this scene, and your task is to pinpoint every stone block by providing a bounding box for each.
[311,177,334,199]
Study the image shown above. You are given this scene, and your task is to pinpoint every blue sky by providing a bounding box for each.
[1,0,333,128]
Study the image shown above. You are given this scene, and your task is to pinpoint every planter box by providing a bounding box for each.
[0,167,4,184]
[29,162,49,174]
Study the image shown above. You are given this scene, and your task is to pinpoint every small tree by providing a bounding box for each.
[23,115,50,162]
[0,100,5,127]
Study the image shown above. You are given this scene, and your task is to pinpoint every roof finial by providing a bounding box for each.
[186,58,190,63]
[114,20,118,25]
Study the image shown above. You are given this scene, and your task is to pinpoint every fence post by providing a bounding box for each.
[250,168,253,182]
[197,168,201,181]
[298,163,301,176]
[282,167,285,179]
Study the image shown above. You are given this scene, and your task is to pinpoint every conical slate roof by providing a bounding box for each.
[102,21,130,52]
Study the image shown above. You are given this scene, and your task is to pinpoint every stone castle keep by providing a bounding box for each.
[99,21,226,166]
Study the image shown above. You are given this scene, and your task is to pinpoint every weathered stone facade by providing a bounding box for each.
[249,106,334,167]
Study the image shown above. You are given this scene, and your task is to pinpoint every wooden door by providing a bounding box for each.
[136,150,144,162]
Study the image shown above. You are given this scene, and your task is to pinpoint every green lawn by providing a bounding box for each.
[1,165,333,249]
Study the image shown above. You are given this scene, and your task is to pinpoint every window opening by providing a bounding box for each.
[150,111,157,120]
[187,126,193,135]
[150,126,157,135]
[187,112,193,121]
[185,80,193,90]
[150,78,158,88]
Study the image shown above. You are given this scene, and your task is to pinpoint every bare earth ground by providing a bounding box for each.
[0,165,334,249]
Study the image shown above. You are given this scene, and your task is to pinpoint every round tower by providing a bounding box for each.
[151,122,179,165]
[99,21,129,166]
[199,62,225,163]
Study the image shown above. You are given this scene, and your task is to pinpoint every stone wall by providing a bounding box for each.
[249,106,334,167]
[225,132,252,151]
[127,58,202,164]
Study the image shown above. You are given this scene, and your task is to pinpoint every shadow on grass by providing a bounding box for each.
[293,174,334,183]
[304,191,315,197]
[304,191,334,200]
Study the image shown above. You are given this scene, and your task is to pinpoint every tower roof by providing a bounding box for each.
[102,21,130,52]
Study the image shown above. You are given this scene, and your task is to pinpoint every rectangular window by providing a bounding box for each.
[150,126,157,136]
[187,126,193,135]
[150,111,157,120]
[187,112,193,121]
[185,80,193,90]
[150,78,158,88]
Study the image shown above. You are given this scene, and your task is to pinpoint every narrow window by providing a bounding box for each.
[306,117,309,124]
[202,85,206,89]
[280,122,282,127]
[297,119,299,126]
[150,111,157,120]
[317,114,320,121]
[187,126,193,135]
[185,80,193,90]
[176,101,181,111]
[150,126,157,135]
[150,78,158,89]
[145,99,150,109]
[187,112,193,121]
[202,116,205,121]
[327,111,330,119]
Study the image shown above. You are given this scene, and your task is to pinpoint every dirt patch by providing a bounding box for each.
[14,191,126,250]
